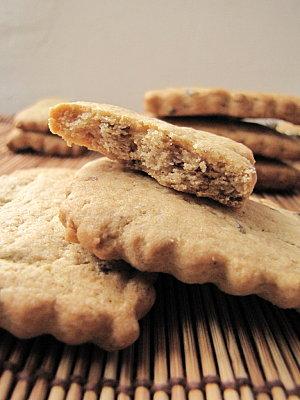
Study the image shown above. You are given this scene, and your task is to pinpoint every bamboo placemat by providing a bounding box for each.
[0,116,299,400]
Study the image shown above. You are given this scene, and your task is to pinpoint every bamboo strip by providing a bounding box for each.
[117,345,135,400]
[274,309,300,367]
[134,316,151,400]
[65,344,92,400]
[28,339,62,400]
[0,340,29,400]
[152,279,169,400]
[0,154,41,174]
[191,286,222,400]
[83,347,104,400]
[174,282,202,400]
[260,303,300,394]
[227,297,272,400]
[250,299,298,395]
[164,279,186,400]
[48,345,77,400]
[10,337,45,400]
[240,297,288,400]
[202,286,240,400]
[214,289,254,400]
[99,351,119,400]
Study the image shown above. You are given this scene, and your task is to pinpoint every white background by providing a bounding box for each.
[0,0,299,114]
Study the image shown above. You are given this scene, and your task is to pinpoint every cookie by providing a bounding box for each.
[60,158,300,309]
[7,128,87,157]
[276,120,300,137]
[144,88,300,124]
[255,158,300,191]
[49,102,256,207]
[14,98,64,132]
[0,168,155,350]
[164,116,300,161]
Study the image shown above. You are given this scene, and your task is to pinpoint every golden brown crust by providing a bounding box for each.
[7,128,86,157]
[14,98,65,132]
[255,159,300,191]
[60,158,300,309]
[164,117,300,161]
[49,102,256,207]
[0,168,155,350]
[144,88,300,124]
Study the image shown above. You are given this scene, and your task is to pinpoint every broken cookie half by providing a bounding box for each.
[49,102,256,207]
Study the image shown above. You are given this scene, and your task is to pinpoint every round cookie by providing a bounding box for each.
[0,168,155,350]
[60,158,300,309]
[144,87,300,124]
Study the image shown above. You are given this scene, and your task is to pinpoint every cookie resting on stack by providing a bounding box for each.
[144,87,300,191]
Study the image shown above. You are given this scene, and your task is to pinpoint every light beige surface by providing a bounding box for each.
[0,168,155,350]
[49,102,256,207]
[60,158,300,309]
[0,1,299,114]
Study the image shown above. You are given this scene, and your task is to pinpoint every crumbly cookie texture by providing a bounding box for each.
[49,102,256,207]
[0,168,155,350]
[255,159,300,191]
[165,117,300,161]
[14,98,65,132]
[60,158,300,309]
[7,128,86,157]
[144,88,300,124]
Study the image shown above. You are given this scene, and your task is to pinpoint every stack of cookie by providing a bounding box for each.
[49,102,300,307]
[7,98,86,157]
[144,88,300,191]
[0,101,299,351]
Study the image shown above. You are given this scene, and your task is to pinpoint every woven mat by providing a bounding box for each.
[0,116,299,400]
